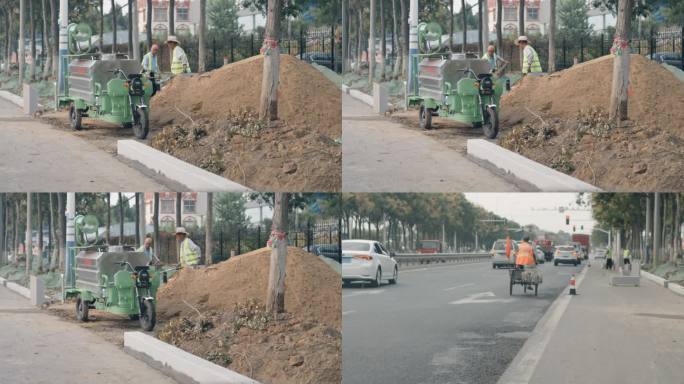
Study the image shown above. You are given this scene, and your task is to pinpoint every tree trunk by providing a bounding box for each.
[0,194,5,266]
[482,0,489,49]
[496,0,502,58]
[259,0,282,121]
[342,0,350,72]
[168,0,175,35]
[369,0,376,84]
[132,0,139,60]
[449,0,454,51]
[118,193,124,245]
[205,192,212,265]
[37,194,43,273]
[26,193,32,276]
[461,0,467,53]
[6,8,14,77]
[266,192,289,313]
[391,0,401,77]
[49,193,57,271]
[14,200,20,266]
[645,193,652,264]
[518,0,524,37]
[111,0,117,53]
[478,0,483,55]
[400,0,408,76]
[356,9,363,75]
[548,0,556,72]
[19,0,25,83]
[146,0,152,50]
[106,193,111,244]
[100,0,104,53]
[176,192,182,263]
[653,192,661,269]
[128,0,133,57]
[50,0,58,76]
[380,0,386,81]
[153,193,160,262]
[58,193,66,269]
[138,193,145,244]
[135,193,141,246]
[41,0,51,79]
[609,0,633,123]
[198,0,206,72]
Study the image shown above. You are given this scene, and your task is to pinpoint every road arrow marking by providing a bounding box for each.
[449,291,517,305]
[444,283,475,291]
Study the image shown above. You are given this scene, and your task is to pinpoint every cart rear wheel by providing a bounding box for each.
[75,295,89,322]
[69,104,82,131]
[419,105,433,130]
[482,106,499,139]
[139,300,156,331]
[132,107,149,139]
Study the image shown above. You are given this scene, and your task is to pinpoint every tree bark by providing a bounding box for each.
[356,9,363,75]
[14,199,20,266]
[100,0,104,53]
[50,0,57,76]
[653,192,661,269]
[609,0,633,123]
[153,193,160,262]
[41,0,51,79]
[168,0,175,35]
[342,0,349,72]
[205,192,212,265]
[496,0,502,55]
[369,0,376,84]
[25,193,32,276]
[112,0,117,53]
[518,0,524,36]
[58,193,66,269]
[461,0,467,53]
[49,193,57,271]
[266,192,289,314]
[380,0,386,81]
[19,0,25,83]
[198,0,206,72]
[478,0,483,55]
[400,0,408,76]
[128,0,133,57]
[259,0,281,121]
[106,193,111,244]
[37,194,43,273]
[29,0,35,81]
[0,194,5,266]
[135,193,141,246]
[132,0,139,60]
[391,0,401,77]
[450,0,454,51]
[146,0,152,50]
[176,192,182,263]
[548,0,556,72]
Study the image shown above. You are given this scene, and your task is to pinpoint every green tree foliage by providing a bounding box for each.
[591,193,645,230]
[208,0,242,38]
[558,0,592,42]
[213,193,249,234]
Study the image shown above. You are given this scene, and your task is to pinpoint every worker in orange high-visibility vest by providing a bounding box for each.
[505,236,512,259]
[515,237,537,268]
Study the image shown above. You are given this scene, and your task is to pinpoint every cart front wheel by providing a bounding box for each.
[482,106,499,139]
[69,104,82,131]
[419,105,433,130]
[75,295,89,322]
[139,300,156,331]
[132,106,149,140]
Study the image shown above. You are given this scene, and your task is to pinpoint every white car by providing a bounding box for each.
[342,239,398,287]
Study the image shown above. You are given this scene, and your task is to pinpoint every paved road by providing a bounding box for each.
[342,260,583,384]
[0,286,177,384]
[0,97,181,191]
[342,93,527,192]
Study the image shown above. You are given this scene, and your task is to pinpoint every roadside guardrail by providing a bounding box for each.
[393,253,490,267]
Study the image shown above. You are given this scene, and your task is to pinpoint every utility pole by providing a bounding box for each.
[19,0,25,84]
[25,193,32,276]
[66,193,75,287]
[645,194,652,263]
[369,0,376,85]
[58,0,68,94]
[653,192,661,269]
[407,0,418,98]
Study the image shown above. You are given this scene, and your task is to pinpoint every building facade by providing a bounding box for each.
[143,192,208,230]
[487,0,551,37]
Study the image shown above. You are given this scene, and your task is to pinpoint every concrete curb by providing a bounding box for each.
[342,84,393,110]
[641,270,684,296]
[117,140,251,192]
[124,331,260,384]
[466,139,602,192]
[0,277,31,299]
[497,264,589,384]
[0,90,24,107]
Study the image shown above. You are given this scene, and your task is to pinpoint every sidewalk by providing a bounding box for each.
[342,93,525,192]
[0,286,176,384]
[529,265,684,384]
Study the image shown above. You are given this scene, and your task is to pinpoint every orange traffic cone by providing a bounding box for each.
[569,274,577,295]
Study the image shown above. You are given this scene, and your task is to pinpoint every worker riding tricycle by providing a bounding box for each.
[509,237,543,296]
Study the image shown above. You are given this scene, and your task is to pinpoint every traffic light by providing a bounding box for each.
[573,225,576,232]
[565,215,570,225]
[581,225,584,230]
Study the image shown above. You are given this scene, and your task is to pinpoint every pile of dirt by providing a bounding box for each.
[156,247,341,384]
[499,54,684,191]
[149,55,341,192]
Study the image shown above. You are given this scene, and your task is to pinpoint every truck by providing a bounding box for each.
[417,240,443,254]
[539,239,554,261]
[571,234,590,260]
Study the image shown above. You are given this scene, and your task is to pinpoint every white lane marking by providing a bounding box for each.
[449,291,517,305]
[496,264,589,384]
[400,268,428,273]
[444,283,476,291]
[342,310,357,316]
[343,289,386,298]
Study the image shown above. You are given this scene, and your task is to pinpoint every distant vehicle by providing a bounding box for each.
[649,52,683,69]
[554,245,579,266]
[593,248,607,259]
[534,245,545,264]
[304,244,340,260]
[538,239,554,261]
[417,239,443,254]
[342,240,398,287]
[491,239,518,269]
[571,234,590,259]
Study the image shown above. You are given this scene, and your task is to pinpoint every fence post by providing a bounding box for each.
[331,24,336,71]
[600,33,604,56]
[580,37,584,62]
[306,221,311,252]
[300,26,305,60]
[257,225,261,249]
[251,33,255,57]
[650,27,655,60]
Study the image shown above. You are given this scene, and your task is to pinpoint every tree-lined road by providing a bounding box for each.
[342,261,582,384]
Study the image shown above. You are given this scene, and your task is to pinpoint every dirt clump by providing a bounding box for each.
[499,54,684,191]
[149,55,341,192]
[156,247,341,384]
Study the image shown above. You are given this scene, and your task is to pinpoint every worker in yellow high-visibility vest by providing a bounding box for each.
[141,44,160,95]
[166,35,191,75]
[516,36,542,75]
[175,227,201,267]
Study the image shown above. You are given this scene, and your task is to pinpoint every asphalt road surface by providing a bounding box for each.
[0,96,181,191]
[0,286,176,384]
[342,93,528,192]
[342,260,583,384]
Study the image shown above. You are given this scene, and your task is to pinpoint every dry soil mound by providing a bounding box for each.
[157,246,341,328]
[498,54,684,190]
[149,55,341,191]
